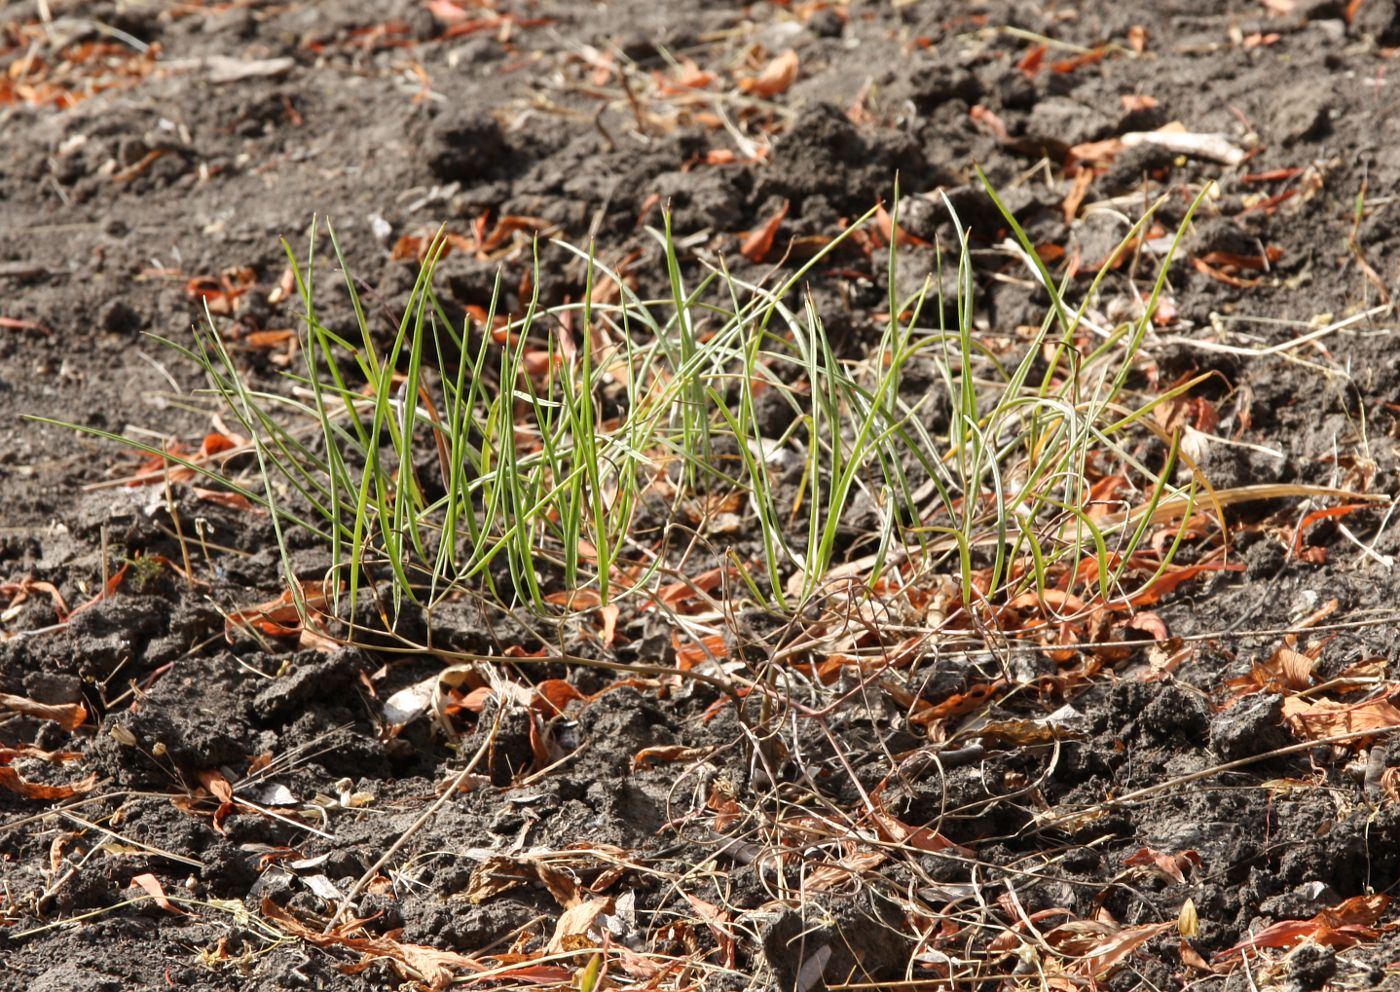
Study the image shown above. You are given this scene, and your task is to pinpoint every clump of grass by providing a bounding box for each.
[41,178,1219,638]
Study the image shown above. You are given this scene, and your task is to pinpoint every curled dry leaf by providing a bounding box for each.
[869,808,974,858]
[478,214,558,254]
[125,431,244,487]
[195,768,234,804]
[225,579,340,641]
[131,872,188,915]
[532,679,585,716]
[1,577,71,622]
[1052,48,1108,73]
[738,48,799,97]
[263,897,486,990]
[875,202,929,248]
[675,632,729,670]
[613,945,668,979]
[653,564,733,608]
[1216,894,1390,959]
[682,891,736,968]
[546,895,612,953]
[1069,137,1125,166]
[1122,846,1202,884]
[969,104,1011,143]
[967,705,1083,746]
[1224,638,1319,698]
[241,329,297,351]
[1017,44,1047,78]
[0,767,98,800]
[804,849,887,893]
[0,692,87,729]
[1123,611,1170,641]
[1292,502,1373,557]
[1281,693,1400,743]
[656,57,716,95]
[740,199,790,263]
[633,744,714,769]
[1062,168,1094,224]
[266,264,297,305]
[1049,919,1175,979]
[424,0,472,21]
[185,267,256,316]
[0,744,82,764]
[906,680,1006,726]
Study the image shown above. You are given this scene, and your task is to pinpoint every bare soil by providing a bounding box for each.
[4,2,1400,990]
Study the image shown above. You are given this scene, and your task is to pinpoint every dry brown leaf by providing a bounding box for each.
[1068,138,1125,167]
[869,809,974,858]
[907,680,1006,725]
[969,104,1011,143]
[633,744,714,769]
[464,856,530,903]
[1216,894,1389,959]
[1277,648,1316,689]
[1,577,71,620]
[1122,847,1201,884]
[531,679,585,717]
[1282,694,1400,742]
[263,897,485,990]
[0,692,87,730]
[131,872,187,915]
[875,202,929,248]
[0,745,82,764]
[654,565,732,608]
[196,768,234,803]
[1052,48,1108,73]
[546,895,611,953]
[225,579,340,641]
[1124,611,1170,641]
[1334,656,1387,683]
[1018,44,1047,78]
[535,861,583,908]
[613,945,668,979]
[1062,168,1094,224]
[478,214,557,254]
[739,49,799,97]
[1056,920,1173,978]
[683,891,736,968]
[242,329,297,351]
[740,199,790,263]
[599,603,619,647]
[804,849,886,892]
[656,58,716,94]
[0,767,97,800]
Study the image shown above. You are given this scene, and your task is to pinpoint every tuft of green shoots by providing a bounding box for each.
[36,182,1219,637]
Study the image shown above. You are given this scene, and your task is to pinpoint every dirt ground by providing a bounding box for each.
[5,1,1400,990]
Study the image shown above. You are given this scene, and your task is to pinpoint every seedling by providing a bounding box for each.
[39,180,1231,643]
